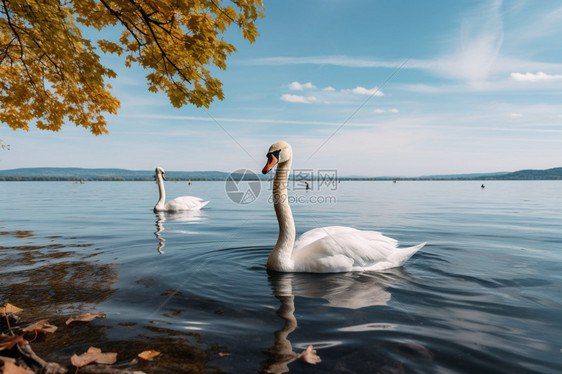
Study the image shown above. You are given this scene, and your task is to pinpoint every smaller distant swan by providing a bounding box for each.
[154,167,209,212]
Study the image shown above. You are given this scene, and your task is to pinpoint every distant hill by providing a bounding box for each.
[0,167,561,181]
[419,171,511,180]
[491,167,562,180]
[418,168,562,181]
[0,168,234,181]
[339,168,562,181]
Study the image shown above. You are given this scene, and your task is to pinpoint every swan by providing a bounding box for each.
[261,141,425,273]
[153,167,209,212]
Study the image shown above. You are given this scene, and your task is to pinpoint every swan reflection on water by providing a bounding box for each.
[262,269,408,373]
[154,210,206,254]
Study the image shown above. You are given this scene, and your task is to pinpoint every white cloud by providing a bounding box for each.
[248,3,561,88]
[343,86,384,96]
[424,1,504,83]
[507,5,562,46]
[373,108,399,114]
[510,71,562,82]
[247,56,400,68]
[119,111,562,131]
[288,81,316,90]
[323,86,336,91]
[247,54,562,93]
[509,113,523,118]
[280,94,317,104]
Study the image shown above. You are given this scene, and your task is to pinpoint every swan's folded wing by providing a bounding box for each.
[165,196,209,211]
[293,226,358,252]
[292,230,400,272]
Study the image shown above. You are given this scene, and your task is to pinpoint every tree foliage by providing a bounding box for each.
[0,0,263,135]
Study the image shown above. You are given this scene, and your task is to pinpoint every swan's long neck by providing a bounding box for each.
[154,174,166,211]
[267,159,296,271]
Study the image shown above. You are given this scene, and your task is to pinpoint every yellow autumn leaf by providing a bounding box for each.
[65,312,106,325]
[22,320,58,334]
[138,350,160,360]
[71,346,117,368]
[298,345,321,365]
[0,303,23,316]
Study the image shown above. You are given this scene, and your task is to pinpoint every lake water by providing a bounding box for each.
[1,180,561,373]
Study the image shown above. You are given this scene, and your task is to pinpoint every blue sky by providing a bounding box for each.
[2,0,562,176]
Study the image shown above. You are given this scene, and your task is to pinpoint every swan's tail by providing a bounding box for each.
[389,242,426,266]
[200,200,210,209]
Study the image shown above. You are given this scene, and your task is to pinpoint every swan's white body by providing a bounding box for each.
[262,141,425,273]
[154,167,209,212]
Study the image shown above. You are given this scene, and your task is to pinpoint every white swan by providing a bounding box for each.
[261,141,425,273]
[153,167,209,212]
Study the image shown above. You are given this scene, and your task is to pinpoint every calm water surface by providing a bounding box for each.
[1,180,561,373]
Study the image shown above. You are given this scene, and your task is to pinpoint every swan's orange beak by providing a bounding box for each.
[262,153,278,174]
[162,173,166,181]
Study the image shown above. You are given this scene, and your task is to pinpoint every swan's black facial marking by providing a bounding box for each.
[266,149,281,160]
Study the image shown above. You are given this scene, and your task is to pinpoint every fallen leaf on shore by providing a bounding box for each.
[0,335,26,351]
[298,345,321,364]
[22,320,58,334]
[70,346,117,368]
[0,303,23,316]
[65,313,106,325]
[2,360,34,374]
[138,350,160,361]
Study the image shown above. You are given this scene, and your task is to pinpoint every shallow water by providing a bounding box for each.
[1,180,561,373]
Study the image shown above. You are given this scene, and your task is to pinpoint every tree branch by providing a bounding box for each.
[0,37,17,64]
[99,0,148,45]
[128,0,193,86]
